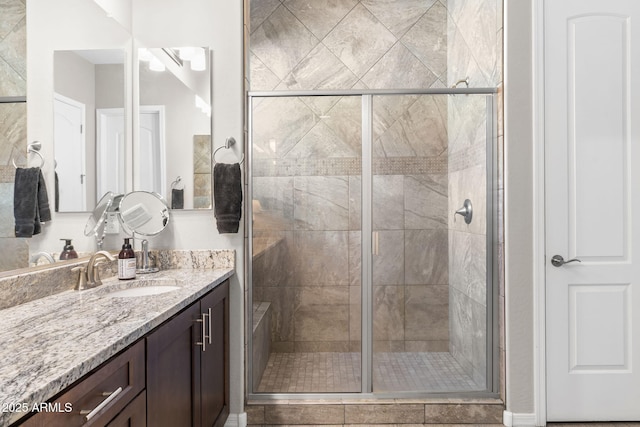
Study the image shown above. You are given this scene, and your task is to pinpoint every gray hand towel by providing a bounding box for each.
[214,163,242,233]
[171,188,184,209]
[14,167,52,238]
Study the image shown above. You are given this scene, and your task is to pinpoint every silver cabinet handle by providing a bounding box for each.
[551,255,582,267]
[80,386,122,420]
[207,307,212,345]
[196,310,211,351]
[196,312,208,351]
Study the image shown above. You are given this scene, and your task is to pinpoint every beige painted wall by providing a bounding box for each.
[504,0,536,416]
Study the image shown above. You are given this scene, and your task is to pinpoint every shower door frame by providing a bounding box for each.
[246,87,500,400]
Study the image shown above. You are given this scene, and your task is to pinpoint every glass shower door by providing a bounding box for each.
[370,93,491,393]
[250,95,362,393]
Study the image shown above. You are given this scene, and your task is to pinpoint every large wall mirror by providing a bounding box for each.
[137,46,212,210]
[52,46,212,213]
[54,49,126,213]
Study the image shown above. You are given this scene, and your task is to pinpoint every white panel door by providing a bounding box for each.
[54,94,86,212]
[545,0,640,421]
[139,106,165,197]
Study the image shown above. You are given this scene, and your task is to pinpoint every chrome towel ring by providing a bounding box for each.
[212,137,244,165]
[12,141,45,168]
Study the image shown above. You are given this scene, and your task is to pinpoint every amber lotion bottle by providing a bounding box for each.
[118,238,136,280]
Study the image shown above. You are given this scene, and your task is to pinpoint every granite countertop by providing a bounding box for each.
[0,266,234,426]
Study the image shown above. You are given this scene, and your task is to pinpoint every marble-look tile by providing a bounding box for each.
[0,183,14,237]
[252,97,319,160]
[448,229,486,305]
[0,54,24,96]
[362,0,435,38]
[349,284,361,341]
[264,404,345,425]
[371,94,419,142]
[0,103,26,165]
[293,341,350,352]
[344,403,425,424]
[251,5,319,80]
[193,135,211,174]
[372,230,404,285]
[449,286,487,385]
[253,176,295,229]
[292,230,350,286]
[348,230,361,286]
[0,14,26,79]
[294,302,350,341]
[322,95,362,156]
[284,0,358,40]
[362,43,437,90]
[404,174,448,230]
[404,285,449,341]
[323,3,397,78]
[401,1,447,79]
[379,95,448,158]
[0,0,24,40]
[0,237,26,271]
[254,286,296,343]
[249,0,281,34]
[286,121,359,160]
[348,176,362,231]
[246,405,266,425]
[294,176,349,230]
[282,44,359,91]
[446,19,490,88]
[447,0,499,86]
[404,229,448,285]
[372,175,404,229]
[373,285,404,341]
[404,340,449,352]
[249,52,281,91]
[448,94,488,158]
[424,403,503,424]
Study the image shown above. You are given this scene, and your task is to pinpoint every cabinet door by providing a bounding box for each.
[200,280,229,427]
[146,302,202,427]
[106,391,146,427]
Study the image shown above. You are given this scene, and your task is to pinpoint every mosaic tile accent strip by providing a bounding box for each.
[252,157,447,177]
[256,352,481,393]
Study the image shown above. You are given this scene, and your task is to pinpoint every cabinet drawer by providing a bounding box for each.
[21,340,145,427]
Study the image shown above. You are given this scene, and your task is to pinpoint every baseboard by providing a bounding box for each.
[224,412,247,427]
[503,411,538,426]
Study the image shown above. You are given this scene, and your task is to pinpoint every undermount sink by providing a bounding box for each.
[104,278,182,298]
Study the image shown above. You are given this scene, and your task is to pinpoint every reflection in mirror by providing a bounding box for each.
[53,49,126,213]
[84,191,123,249]
[118,191,170,236]
[138,47,212,209]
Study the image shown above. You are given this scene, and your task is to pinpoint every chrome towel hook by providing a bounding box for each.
[212,137,244,165]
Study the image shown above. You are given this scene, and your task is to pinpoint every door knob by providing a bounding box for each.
[551,255,582,267]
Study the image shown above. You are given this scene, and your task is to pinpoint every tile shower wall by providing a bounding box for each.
[249,0,454,353]
[248,0,502,362]
[447,0,502,387]
[0,0,28,271]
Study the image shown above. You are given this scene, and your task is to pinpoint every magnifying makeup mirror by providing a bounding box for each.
[118,191,170,274]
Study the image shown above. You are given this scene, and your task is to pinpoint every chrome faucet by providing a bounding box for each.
[138,239,159,273]
[72,251,116,290]
[30,252,55,266]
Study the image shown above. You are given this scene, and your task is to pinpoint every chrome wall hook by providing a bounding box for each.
[454,199,473,224]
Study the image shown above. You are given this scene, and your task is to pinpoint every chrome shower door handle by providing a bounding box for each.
[551,255,582,267]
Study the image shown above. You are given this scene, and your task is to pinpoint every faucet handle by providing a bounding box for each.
[71,266,88,291]
[91,260,107,286]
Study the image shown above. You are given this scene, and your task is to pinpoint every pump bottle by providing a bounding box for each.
[118,238,136,280]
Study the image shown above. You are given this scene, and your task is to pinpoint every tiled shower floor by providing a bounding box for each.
[256,352,480,393]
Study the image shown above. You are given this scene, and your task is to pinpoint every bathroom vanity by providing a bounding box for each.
[0,250,234,427]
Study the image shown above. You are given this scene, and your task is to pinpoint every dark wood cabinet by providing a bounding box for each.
[146,280,229,427]
[20,340,145,427]
[16,279,230,427]
[200,282,229,427]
